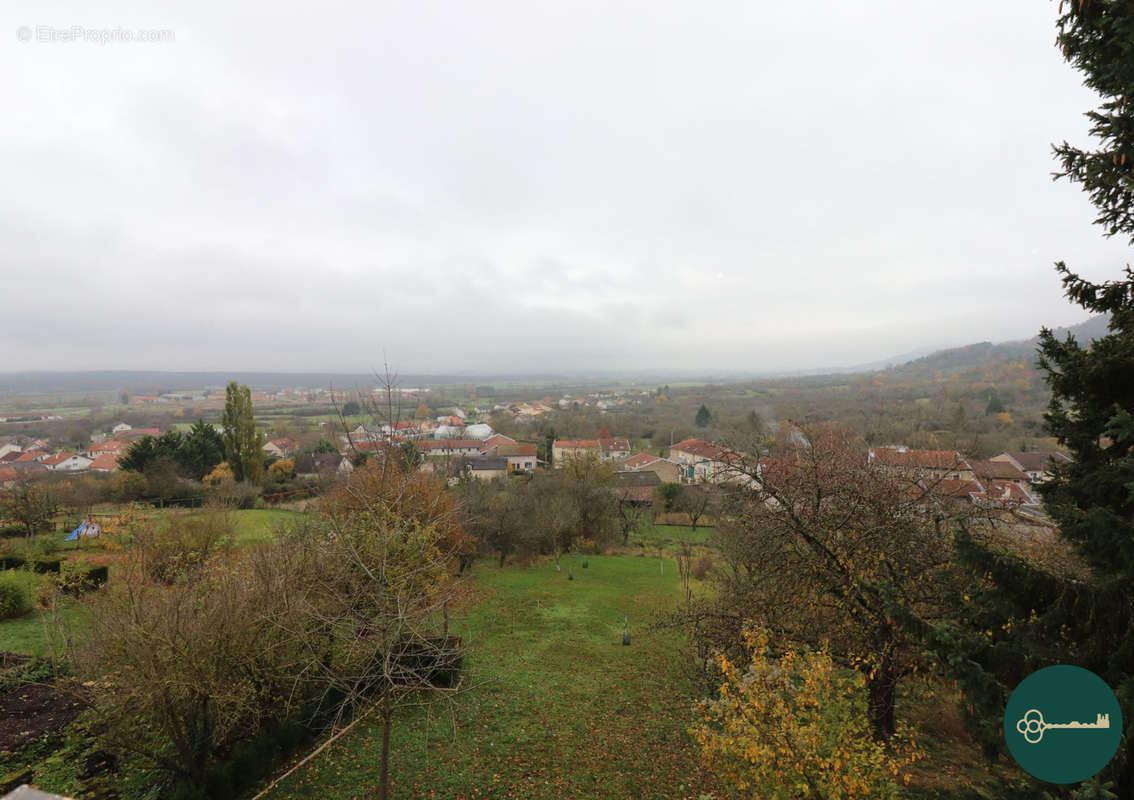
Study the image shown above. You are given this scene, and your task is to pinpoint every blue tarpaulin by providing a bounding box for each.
[64,523,87,542]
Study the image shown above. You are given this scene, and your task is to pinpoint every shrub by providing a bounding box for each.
[132,509,235,584]
[0,570,41,619]
[58,559,109,594]
[692,628,920,799]
[692,554,715,580]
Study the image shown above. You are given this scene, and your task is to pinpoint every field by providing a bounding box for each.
[0,511,1016,799]
[260,555,719,800]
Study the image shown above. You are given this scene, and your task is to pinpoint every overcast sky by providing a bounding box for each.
[2,0,1130,375]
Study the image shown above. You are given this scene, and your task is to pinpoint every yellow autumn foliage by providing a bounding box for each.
[203,462,235,486]
[692,629,919,799]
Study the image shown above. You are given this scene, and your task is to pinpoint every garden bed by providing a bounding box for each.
[0,678,86,752]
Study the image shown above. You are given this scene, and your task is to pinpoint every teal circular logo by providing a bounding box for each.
[1004,665,1122,784]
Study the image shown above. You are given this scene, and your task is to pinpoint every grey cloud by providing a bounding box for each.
[1,0,1129,374]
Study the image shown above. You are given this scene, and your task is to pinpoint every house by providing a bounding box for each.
[669,438,741,483]
[613,470,662,504]
[0,443,21,459]
[989,451,1072,484]
[87,440,124,458]
[43,453,93,472]
[868,447,975,481]
[483,442,538,473]
[452,455,508,481]
[621,452,682,483]
[381,421,420,436]
[112,423,132,434]
[552,440,600,465]
[480,434,517,451]
[916,478,986,503]
[263,438,298,458]
[295,453,354,475]
[974,480,1038,507]
[599,438,632,462]
[88,453,121,472]
[14,451,48,463]
[3,462,48,478]
[416,439,485,458]
[968,459,1032,494]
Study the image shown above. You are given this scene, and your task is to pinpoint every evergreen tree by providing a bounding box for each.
[178,420,225,480]
[925,2,1134,792]
[695,404,712,428]
[221,382,264,482]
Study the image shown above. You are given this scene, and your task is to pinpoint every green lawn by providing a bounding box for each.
[231,508,308,545]
[261,555,718,800]
[0,602,92,658]
[630,520,717,550]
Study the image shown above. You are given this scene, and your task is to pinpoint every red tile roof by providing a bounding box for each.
[0,466,17,482]
[88,453,121,471]
[976,480,1036,505]
[871,448,969,471]
[623,452,663,469]
[553,440,600,450]
[969,459,1027,481]
[922,479,984,500]
[599,438,631,453]
[41,452,74,467]
[15,451,47,462]
[670,438,732,461]
[481,434,517,450]
[88,440,123,455]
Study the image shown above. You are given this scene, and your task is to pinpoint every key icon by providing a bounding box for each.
[1015,709,1110,744]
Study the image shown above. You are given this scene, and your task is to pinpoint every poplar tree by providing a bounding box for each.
[927,2,1134,793]
[221,382,264,482]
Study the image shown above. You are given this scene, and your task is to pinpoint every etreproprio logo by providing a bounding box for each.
[1004,665,1122,784]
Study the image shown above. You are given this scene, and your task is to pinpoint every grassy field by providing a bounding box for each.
[0,603,91,658]
[231,508,308,545]
[630,521,716,549]
[261,555,719,800]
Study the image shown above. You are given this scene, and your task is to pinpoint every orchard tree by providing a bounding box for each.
[221,381,264,482]
[704,423,959,740]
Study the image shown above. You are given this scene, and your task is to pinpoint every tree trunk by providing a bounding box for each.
[378,705,393,800]
[866,656,897,740]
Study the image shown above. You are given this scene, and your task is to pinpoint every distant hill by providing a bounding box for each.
[889,315,1110,376]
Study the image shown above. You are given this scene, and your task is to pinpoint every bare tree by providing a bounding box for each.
[701,422,971,739]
